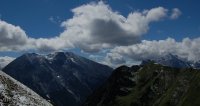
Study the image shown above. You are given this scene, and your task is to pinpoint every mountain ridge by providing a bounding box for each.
[2,51,113,106]
[84,62,200,106]
[0,70,53,106]
[141,53,200,69]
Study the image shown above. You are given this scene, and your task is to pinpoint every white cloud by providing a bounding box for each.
[106,37,200,66]
[29,37,74,52]
[104,52,126,67]
[0,56,15,69]
[146,7,168,21]
[49,16,56,23]
[0,2,180,54]
[0,20,30,51]
[60,2,168,52]
[170,8,181,19]
[49,16,62,24]
[0,20,73,52]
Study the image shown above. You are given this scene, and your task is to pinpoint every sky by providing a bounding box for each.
[0,0,200,67]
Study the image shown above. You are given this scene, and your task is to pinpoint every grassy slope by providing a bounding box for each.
[111,63,200,106]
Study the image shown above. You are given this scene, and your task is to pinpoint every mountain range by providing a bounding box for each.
[1,52,200,106]
[84,61,200,106]
[142,54,200,69]
[2,52,113,106]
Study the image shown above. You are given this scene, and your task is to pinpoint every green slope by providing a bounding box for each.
[84,62,200,106]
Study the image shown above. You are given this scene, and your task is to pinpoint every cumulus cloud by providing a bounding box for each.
[106,37,200,66]
[60,2,168,52]
[0,56,15,69]
[29,37,73,52]
[170,8,181,19]
[0,20,29,51]
[104,52,126,67]
[0,1,181,54]
[0,20,73,52]
[49,16,62,24]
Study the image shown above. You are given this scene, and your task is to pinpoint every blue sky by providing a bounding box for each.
[1,0,199,40]
[0,0,200,67]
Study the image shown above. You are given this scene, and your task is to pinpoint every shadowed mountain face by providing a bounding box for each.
[2,52,112,106]
[84,62,200,106]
